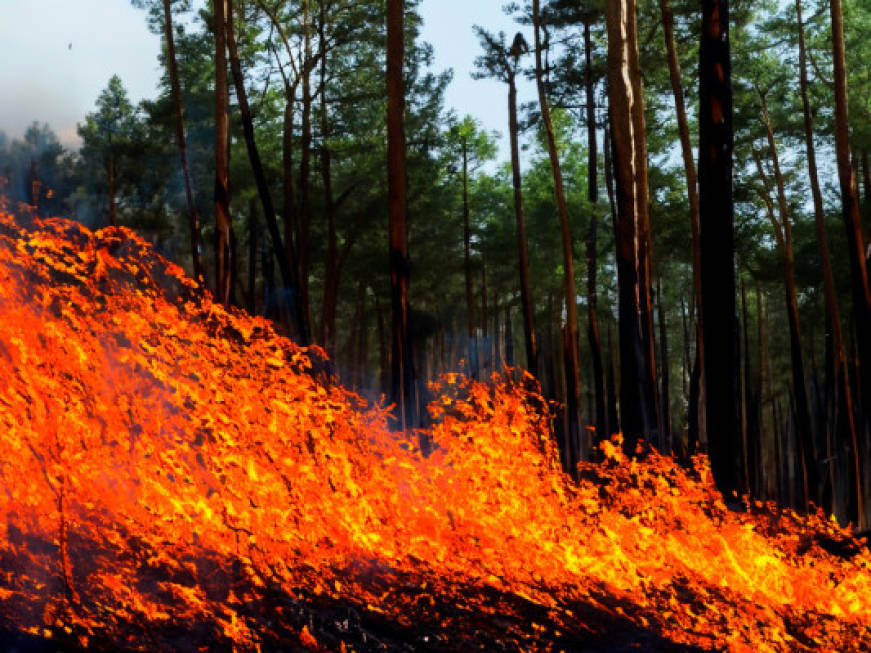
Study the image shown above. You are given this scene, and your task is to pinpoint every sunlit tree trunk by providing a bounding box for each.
[533,0,582,470]
[605,0,658,451]
[699,0,739,497]
[214,0,232,306]
[387,0,415,434]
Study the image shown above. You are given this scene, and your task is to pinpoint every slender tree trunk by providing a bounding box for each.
[107,154,117,228]
[283,87,300,299]
[657,280,671,453]
[226,0,307,342]
[699,0,739,497]
[755,92,817,506]
[659,0,705,446]
[583,17,606,441]
[163,0,202,280]
[462,138,478,377]
[605,0,658,451]
[387,0,415,434]
[247,197,257,314]
[299,0,314,337]
[831,0,871,530]
[508,73,538,376]
[797,0,863,525]
[214,0,232,306]
[319,0,339,356]
[533,0,582,469]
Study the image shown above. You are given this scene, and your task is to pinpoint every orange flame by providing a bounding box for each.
[0,207,869,651]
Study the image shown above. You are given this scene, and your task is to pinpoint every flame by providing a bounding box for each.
[0,206,869,651]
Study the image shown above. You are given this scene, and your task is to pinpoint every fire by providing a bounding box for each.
[0,205,869,651]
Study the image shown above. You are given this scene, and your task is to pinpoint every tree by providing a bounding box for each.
[532,0,583,471]
[605,0,659,450]
[473,28,538,379]
[214,0,233,306]
[387,0,415,433]
[78,76,142,228]
[699,0,739,497]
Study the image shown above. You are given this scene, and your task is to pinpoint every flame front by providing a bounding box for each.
[0,207,869,651]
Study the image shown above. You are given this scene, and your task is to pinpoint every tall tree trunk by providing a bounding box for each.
[319,0,339,356]
[583,17,606,441]
[699,0,739,497]
[387,0,415,434]
[226,0,307,342]
[533,0,582,469]
[797,0,863,525]
[462,138,479,377]
[755,91,817,507]
[299,0,314,338]
[163,0,202,281]
[831,0,871,529]
[508,73,538,377]
[214,0,232,306]
[659,0,705,445]
[283,88,300,304]
[605,0,658,451]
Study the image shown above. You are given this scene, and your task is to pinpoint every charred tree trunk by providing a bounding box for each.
[533,0,582,470]
[605,0,658,451]
[247,197,257,315]
[387,0,415,434]
[797,0,863,524]
[699,0,739,497]
[214,0,232,306]
[107,154,117,228]
[657,280,671,453]
[226,0,307,343]
[163,0,202,281]
[508,71,538,377]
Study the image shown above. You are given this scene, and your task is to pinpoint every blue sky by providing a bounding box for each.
[0,0,535,161]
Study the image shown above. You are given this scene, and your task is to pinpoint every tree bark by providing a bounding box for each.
[508,73,538,377]
[605,0,658,451]
[533,0,582,470]
[462,138,479,378]
[299,0,314,337]
[387,0,415,434]
[226,0,307,342]
[214,0,232,306]
[699,0,739,497]
[657,280,671,453]
[107,154,117,228]
[163,0,202,281]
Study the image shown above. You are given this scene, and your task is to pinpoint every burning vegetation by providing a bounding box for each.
[0,205,869,652]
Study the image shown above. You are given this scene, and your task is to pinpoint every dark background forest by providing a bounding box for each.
[3,0,871,531]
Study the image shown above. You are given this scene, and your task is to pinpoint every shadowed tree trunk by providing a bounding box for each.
[387,0,415,435]
[605,0,658,451]
[796,0,863,525]
[699,0,739,497]
[583,16,606,441]
[107,154,117,228]
[163,0,202,281]
[462,138,479,378]
[214,0,232,306]
[657,280,671,453]
[247,197,257,314]
[226,0,307,342]
[533,0,582,470]
[299,0,314,338]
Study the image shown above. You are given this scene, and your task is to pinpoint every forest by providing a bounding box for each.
[1,0,871,650]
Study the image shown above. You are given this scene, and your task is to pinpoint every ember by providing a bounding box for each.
[0,207,869,651]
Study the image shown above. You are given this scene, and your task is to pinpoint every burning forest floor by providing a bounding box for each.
[0,206,869,652]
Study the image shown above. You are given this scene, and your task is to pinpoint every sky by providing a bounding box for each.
[0,0,534,160]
